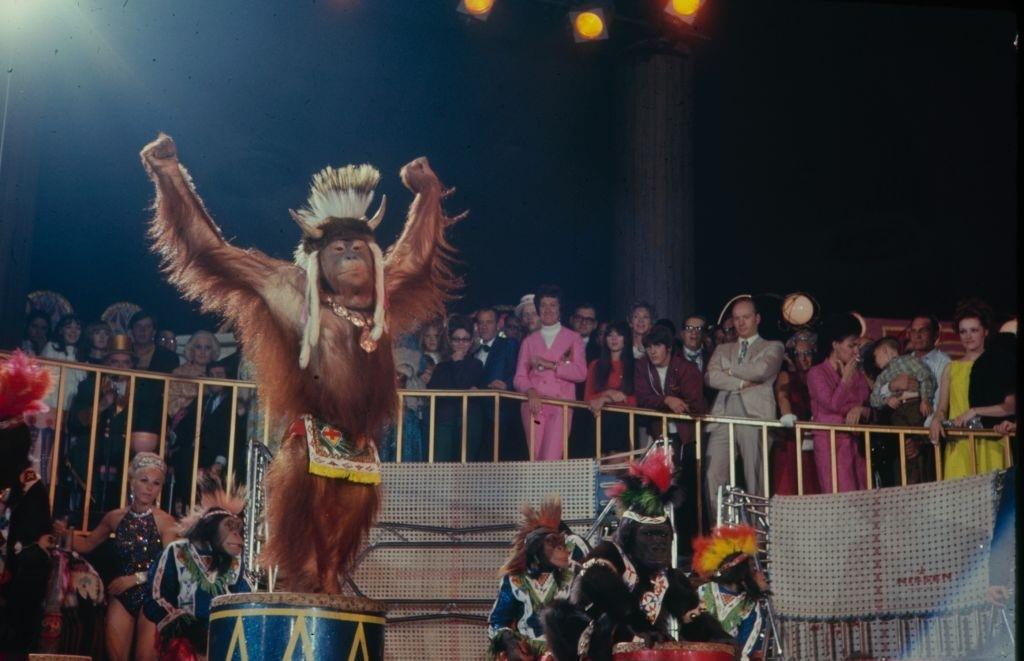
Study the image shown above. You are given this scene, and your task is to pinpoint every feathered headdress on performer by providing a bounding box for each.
[178,474,246,539]
[499,495,564,576]
[0,350,52,429]
[604,448,677,525]
[289,164,388,368]
[691,524,759,580]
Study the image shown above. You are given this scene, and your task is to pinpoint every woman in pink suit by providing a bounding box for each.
[513,285,587,460]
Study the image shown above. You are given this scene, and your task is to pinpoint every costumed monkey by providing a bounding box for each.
[692,525,769,661]
[542,450,733,661]
[140,134,462,592]
[142,477,250,661]
[488,496,589,661]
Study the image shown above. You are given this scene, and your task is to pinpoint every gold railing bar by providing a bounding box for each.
[967,432,977,476]
[898,431,907,487]
[428,395,436,463]
[226,385,239,488]
[528,402,536,462]
[829,427,838,494]
[82,370,104,531]
[48,366,69,508]
[492,394,500,463]
[1003,435,1012,468]
[190,382,205,507]
[158,377,171,461]
[396,393,404,463]
[595,410,603,459]
[600,448,646,462]
[562,404,569,460]
[728,423,736,487]
[661,415,668,440]
[934,441,943,481]
[629,411,635,451]
[796,424,804,496]
[119,375,137,508]
[695,419,703,534]
[760,425,770,498]
[863,430,873,490]
[461,396,469,464]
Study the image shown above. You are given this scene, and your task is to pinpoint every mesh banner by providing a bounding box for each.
[346,460,599,661]
[769,472,1002,659]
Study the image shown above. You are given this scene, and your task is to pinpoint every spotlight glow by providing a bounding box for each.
[664,0,702,25]
[572,10,607,42]
[458,0,495,21]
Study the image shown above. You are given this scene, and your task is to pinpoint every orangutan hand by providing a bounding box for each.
[140,133,181,177]
[400,156,441,195]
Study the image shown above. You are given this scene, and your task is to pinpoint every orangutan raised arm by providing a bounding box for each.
[140,134,303,333]
[382,157,465,336]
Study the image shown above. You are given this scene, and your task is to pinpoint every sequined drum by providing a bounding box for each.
[207,592,386,660]
[612,640,739,661]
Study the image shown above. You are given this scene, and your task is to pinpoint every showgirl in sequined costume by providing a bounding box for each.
[56,452,177,661]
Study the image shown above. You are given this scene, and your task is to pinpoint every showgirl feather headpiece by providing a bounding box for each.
[604,448,676,524]
[0,350,52,429]
[289,164,388,368]
[691,524,759,579]
[499,495,564,576]
[178,474,246,539]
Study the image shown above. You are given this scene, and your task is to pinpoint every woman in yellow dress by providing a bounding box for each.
[929,300,1009,479]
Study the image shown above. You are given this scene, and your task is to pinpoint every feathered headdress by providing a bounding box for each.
[499,495,564,576]
[604,448,676,524]
[178,475,246,539]
[289,164,388,368]
[691,524,758,579]
[0,350,52,428]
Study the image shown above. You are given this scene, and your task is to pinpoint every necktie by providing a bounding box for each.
[479,344,491,353]
[738,340,748,364]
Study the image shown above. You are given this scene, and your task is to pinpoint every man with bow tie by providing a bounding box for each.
[473,308,520,461]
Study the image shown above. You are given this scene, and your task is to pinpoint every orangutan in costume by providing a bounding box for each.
[140,133,462,592]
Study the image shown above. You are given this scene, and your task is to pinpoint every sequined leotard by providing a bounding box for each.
[114,509,163,615]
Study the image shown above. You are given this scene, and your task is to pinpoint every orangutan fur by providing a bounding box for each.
[140,133,462,592]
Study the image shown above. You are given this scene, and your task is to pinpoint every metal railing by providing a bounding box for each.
[8,353,1015,534]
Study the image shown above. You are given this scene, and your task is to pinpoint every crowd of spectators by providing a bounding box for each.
[14,290,1018,532]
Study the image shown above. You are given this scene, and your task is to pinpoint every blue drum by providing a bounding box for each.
[207,592,386,660]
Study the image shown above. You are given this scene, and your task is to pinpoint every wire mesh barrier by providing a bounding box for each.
[5,352,1014,537]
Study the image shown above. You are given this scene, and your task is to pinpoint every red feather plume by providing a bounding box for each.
[637,450,672,494]
[0,350,52,421]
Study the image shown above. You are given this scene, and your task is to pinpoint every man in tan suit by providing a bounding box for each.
[705,298,784,521]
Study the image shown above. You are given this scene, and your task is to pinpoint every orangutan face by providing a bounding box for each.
[319,239,375,303]
[632,521,673,571]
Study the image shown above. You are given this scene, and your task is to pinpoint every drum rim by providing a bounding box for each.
[211,591,387,614]
[612,640,739,653]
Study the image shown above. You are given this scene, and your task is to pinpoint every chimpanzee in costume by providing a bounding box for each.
[488,495,589,660]
[692,525,769,661]
[140,134,462,592]
[542,450,733,661]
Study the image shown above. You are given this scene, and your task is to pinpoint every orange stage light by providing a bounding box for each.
[664,0,702,25]
[571,9,608,42]
[458,0,495,21]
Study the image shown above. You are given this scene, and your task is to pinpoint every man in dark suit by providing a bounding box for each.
[680,313,715,405]
[473,307,520,461]
[568,303,601,457]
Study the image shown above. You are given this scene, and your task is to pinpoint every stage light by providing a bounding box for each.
[457,0,495,21]
[782,292,817,327]
[999,318,1017,335]
[664,0,702,26]
[570,8,608,42]
[851,312,868,338]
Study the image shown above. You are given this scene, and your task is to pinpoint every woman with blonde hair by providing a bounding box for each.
[167,330,221,427]
[56,453,177,660]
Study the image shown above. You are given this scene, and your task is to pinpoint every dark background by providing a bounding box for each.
[3,0,1017,334]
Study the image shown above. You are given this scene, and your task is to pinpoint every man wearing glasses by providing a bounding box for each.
[570,303,601,366]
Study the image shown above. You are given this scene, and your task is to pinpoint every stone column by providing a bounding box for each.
[611,47,695,324]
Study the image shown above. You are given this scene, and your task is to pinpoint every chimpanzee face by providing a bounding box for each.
[632,521,673,570]
[543,532,570,570]
[217,517,244,557]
